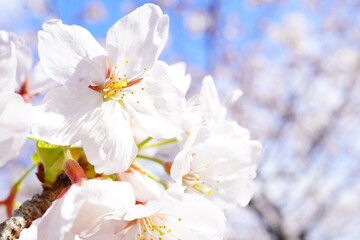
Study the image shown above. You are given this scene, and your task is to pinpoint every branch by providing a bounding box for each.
[0,174,71,240]
[249,193,287,240]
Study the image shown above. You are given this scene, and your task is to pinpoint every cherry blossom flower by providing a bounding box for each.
[171,75,261,209]
[118,186,225,240]
[33,4,186,174]
[0,30,56,101]
[0,34,32,168]
[37,179,225,240]
[171,121,262,209]
[38,180,135,240]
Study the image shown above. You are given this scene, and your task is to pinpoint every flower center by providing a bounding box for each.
[89,62,147,101]
[130,215,182,240]
[182,163,213,195]
[182,173,213,195]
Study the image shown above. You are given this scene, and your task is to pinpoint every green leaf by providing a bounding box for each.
[36,141,65,185]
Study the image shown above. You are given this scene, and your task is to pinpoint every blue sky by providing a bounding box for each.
[0,0,302,71]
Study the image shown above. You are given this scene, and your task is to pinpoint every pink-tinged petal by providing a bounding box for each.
[124,62,185,139]
[81,101,137,174]
[106,4,168,76]
[38,19,107,86]
[0,93,32,167]
[32,85,103,145]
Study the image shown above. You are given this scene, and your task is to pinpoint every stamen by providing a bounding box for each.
[90,64,147,101]
[130,215,182,240]
[182,166,213,195]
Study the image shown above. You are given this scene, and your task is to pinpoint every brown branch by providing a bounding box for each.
[249,193,287,240]
[0,174,70,240]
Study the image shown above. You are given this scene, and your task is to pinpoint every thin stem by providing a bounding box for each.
[146,171,168,189]
[136,155,164,166]
[137,137,153,149]
[27,135,41,141]
[141,138,177,149]
[0,163,38,217]
[14,163,38,191]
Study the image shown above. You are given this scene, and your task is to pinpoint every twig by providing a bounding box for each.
[0,174,71,240]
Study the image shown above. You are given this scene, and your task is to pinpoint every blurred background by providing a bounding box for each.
[1,0,360,239]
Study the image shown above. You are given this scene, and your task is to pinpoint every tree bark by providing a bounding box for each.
[0,174,70,240]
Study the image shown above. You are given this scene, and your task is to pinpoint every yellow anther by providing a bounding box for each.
[125,60,129,63]
[144,68,147,70]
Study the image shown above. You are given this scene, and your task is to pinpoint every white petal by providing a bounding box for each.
[161,192,226,240]
[124,62,185,139]
[38,180,135,240]
[168,62,191,95]
[81,101,137,174]
[119,169,161,203]
[0,30,32,90]
[172,121,261,209]
[19,218,41,240]
[106,4,168,76]
[32,85,103,145]
[0,93,32,167]
[0,39,17,92]
[71,180,135,238]
[199,75,226,122]
[170,149,192,182]
[15,39,33,90]
[38,19,107,85]
[28,61,58,95]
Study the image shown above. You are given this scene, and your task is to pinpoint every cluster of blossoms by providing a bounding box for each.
[0,4,261,240]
